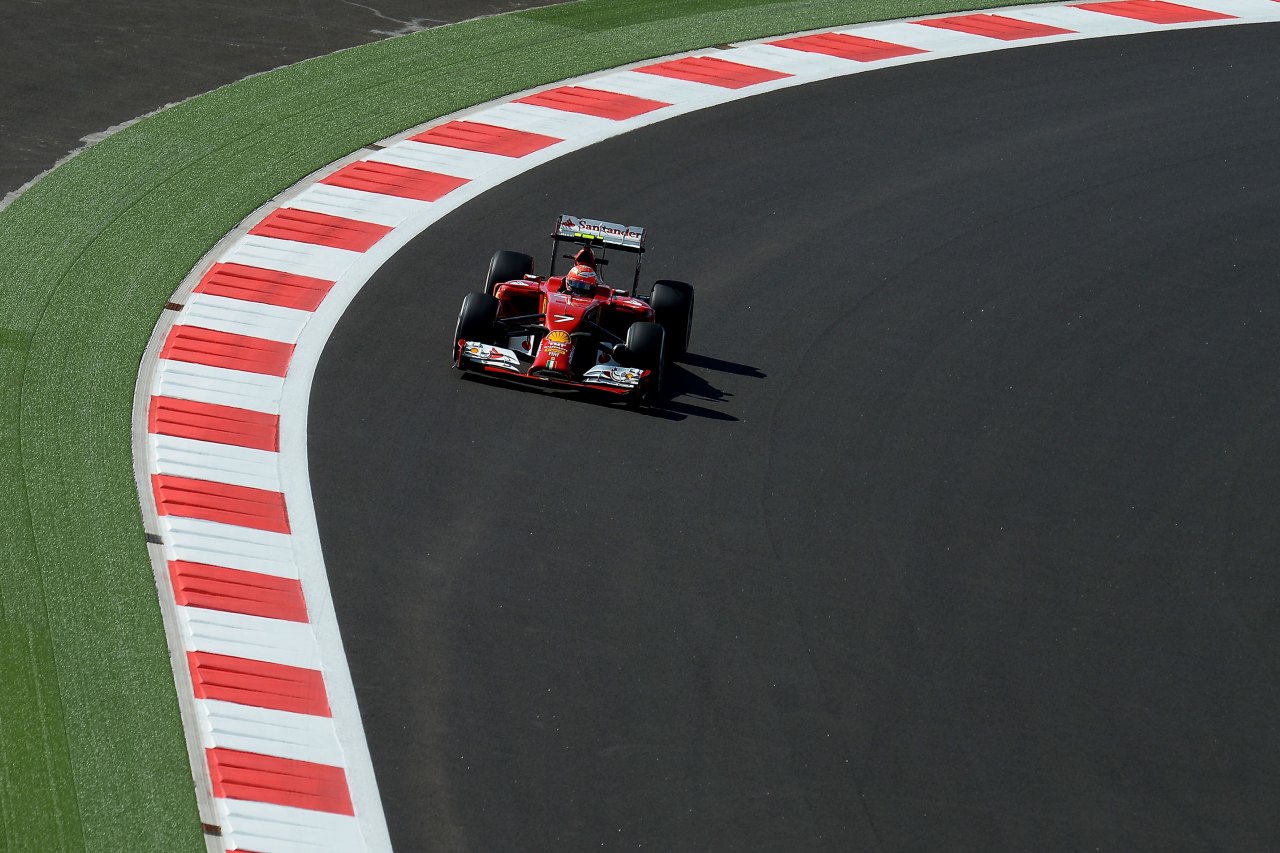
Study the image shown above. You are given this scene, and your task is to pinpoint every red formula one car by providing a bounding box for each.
[452,214,694,406]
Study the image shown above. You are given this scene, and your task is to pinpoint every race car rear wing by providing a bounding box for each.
[553,214,645,251]
[550,214,647,295]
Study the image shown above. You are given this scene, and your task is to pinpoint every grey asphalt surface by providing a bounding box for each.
[0,0,557,200]
[309,24,1280,852]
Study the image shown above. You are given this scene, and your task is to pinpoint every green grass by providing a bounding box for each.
[0,0,1028,848]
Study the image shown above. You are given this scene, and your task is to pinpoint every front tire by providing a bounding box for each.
[454,292,499,368]
[485,250,534,296]
[623,321,665,405]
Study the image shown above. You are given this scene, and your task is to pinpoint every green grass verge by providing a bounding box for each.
[0,0,1028,848]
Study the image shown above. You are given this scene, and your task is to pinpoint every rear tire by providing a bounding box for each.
[650,280,694,360]
[485,250,534,296]
[454,292,499,368]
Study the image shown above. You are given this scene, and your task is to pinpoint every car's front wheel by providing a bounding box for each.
[454,292,499,368]
[621,321,665,405]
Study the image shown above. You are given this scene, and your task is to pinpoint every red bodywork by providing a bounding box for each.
[458,273,654,395]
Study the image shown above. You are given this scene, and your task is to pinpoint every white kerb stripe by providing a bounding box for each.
[585,69,732,106]
[721,43,889,77]
[1013,5,1165,33]
[180,293,312,344]
[287,183,433,228]
[368,141,518,180]
[218,799,366,853]
[153,359,285,414]
[198,698,346,767]
[469,101,624,140]
[222,235,364,281]
[1000,5,1129,33]
[1187,0,1280,18]
[180,606,322,670]
[161,516,298,579]
[847,20,1012,52]
[150,433,281,493]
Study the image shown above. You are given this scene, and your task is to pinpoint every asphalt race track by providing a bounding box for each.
[309,24,1280,852]
[0,0,556,199]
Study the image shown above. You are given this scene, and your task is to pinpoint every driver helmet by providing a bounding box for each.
[564,264,598,295]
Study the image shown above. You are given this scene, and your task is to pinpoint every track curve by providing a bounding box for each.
[311,24,1280,851]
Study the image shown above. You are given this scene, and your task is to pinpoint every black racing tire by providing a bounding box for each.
[569,336,600,377]
[623,321,665,406]
[622,321,664,370]
[650,279,694,360]
[454,292,499,368]
[484,250,534,296]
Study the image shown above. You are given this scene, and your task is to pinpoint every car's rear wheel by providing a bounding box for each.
[485,250,534,296]
[622,321,665,405]
[650,280,694,360]
[454,292,499,369]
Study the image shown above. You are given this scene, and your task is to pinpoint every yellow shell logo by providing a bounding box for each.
[546,330,571,345]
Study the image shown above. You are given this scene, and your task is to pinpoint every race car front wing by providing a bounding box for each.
[458,340,645,392]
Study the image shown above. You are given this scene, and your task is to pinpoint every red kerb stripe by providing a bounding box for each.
[636,56,792,89]
[206,747,352,815]
[153,474,290,534]
[1072,0,1233,22]
[768,32,927,61]
[148,396,279,451]
[913,13,1076,39]
[170,561,307,623]
[410,121,562,157]
[159,326,294,377]
[194,263,335,312]
[248,208,392,252]
[189,651,329,716]
[321,160,469,202]
[515,86,670,120]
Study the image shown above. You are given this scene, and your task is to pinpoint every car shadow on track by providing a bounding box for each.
[679,352,767,379]
[652,351,766,422]
[458,351,764,423]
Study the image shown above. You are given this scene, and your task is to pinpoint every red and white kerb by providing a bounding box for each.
[137,1,1280,849]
